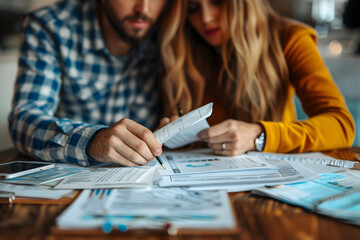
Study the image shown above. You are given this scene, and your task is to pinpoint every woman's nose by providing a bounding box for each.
[202,5,214,24]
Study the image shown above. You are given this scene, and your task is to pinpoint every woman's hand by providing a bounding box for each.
[197,120,263,156]
[156,115,180,130]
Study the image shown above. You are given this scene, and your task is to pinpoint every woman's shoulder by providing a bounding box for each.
[279,19,317,50]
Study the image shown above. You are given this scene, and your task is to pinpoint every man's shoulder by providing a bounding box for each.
[26,0,94,29]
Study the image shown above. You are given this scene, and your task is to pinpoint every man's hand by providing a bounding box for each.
[197,120,263,156]
[87,118,162,166]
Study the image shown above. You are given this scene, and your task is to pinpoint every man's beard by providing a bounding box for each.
[103,6,153,45]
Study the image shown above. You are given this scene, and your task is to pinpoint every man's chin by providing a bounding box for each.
[124,34,149,45]
[125,28,151,43]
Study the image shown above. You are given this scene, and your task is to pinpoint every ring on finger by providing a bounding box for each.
[221,142,226,151]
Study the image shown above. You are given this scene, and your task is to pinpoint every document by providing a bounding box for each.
[56,187,237,232]
[246,151,359,169]
[0,164,90,186]
[53,166,157,189]
[0,182,75,199]
[158,149,274,176]
[155,149,317,191]
[253,170,360,226]
[154,102,213,149]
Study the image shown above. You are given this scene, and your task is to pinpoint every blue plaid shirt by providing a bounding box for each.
[8,0,162,166]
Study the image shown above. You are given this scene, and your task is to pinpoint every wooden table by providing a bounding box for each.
[1,147,360,240]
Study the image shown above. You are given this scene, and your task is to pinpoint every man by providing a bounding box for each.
[8,0,166,167]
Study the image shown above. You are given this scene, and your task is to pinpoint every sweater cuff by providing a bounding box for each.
[258,121,281,152]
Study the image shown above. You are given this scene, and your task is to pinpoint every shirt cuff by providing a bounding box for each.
[65,125,107,166]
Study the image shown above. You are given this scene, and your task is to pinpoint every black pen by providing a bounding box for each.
[156,156,166,170]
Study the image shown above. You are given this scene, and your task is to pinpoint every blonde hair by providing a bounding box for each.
[160,0,293,122]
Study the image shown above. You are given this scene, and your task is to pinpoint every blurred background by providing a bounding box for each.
[0,0,359,151]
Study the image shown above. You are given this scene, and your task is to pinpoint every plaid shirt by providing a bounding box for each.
[8,0,162,166]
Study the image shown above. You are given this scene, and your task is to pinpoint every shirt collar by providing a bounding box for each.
[81,0,106,53]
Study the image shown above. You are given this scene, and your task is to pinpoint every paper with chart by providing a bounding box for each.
[158,149,274,176]
[53,166,157,189]
[253,170,360,226]
[0,164,90,186]
[154,102,213,149]
[155,149,317,190]
[56,188,236,231]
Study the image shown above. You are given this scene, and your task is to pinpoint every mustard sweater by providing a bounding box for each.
[203,25,355,153]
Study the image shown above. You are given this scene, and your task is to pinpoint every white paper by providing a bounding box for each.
[154,102,213,149]
[246,151,356,168]
[253,171,360,226]
[56,188,236,231]
[158,150,274,176]
[0,164,90,185]
[155,149,318,190]
[0,182,75,199]
[53,166,157,189]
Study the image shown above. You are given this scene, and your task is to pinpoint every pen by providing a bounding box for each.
[156,156,166,170]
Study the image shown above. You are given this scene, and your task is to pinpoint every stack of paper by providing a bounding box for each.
[253,170,360,226]
[0,182,75,199]
[53,166,158,190]
[0,164,159,200]
[155,149,319,192]
[0,163,92,199]
[56,188,237,232]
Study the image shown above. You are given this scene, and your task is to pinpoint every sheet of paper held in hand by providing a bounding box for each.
[53,166,158,190]
[56,188,236,231]
[154,102,213,149]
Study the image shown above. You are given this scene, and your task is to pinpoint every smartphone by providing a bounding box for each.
[0,161,55,179]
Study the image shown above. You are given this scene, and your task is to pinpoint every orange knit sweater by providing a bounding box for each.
[202,24,355,153]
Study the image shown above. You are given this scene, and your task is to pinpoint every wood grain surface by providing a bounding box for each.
[0,147,359,240]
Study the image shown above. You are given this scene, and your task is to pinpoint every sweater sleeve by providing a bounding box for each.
[260,26,355,153]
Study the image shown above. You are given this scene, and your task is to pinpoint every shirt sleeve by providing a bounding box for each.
[260,27,355,153]
[8,15,106,166]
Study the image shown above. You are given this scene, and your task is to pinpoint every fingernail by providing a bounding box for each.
[155,148,162,156]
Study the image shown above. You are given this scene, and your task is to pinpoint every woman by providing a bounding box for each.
[158,0,355,155]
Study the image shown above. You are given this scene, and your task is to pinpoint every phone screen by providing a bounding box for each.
[0,162,51,174]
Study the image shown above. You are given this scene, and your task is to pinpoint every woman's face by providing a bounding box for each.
[186,0,223,47]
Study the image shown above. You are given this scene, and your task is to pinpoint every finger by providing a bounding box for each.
[205,134,233,144]
[118,147,149,166]
[170,115,179,122]
[107,135,149,165]
[208,142,235,151]
[197,121,229,139]
[118,130,155,162]
[100,147,141,167]
[158,117,170,129]
[212,148,240,156]
[122,119,162,156]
